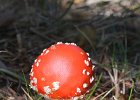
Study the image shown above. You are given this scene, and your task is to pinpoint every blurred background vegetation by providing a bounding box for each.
[0,0,140,99]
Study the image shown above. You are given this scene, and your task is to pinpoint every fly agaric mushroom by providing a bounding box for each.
[30,42,95,99]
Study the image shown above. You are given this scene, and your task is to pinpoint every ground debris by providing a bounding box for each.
[0,87,26,100]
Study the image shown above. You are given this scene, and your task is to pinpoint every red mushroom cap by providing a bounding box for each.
[30,42,94,99]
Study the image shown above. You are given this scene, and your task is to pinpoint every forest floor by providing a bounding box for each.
[0,0,140,100]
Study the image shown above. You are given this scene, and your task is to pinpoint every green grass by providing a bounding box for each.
[128,80,134,100]
[87,73,103,100]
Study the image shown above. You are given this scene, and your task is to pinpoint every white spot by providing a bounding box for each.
[41,77,45,81]
[44,50,49,55]
[76,88,81,93]
[92,65,95,71]
[36,62,39,67]
[88,57,91,61]
[52,81,60,91]
[41,52,43,55]
[30,78,37,85]
[80,52,84,55]
[34,59,37,63]
[90,76,94,83]
[51,45,56,49]
[35,59,41,67]
[65,43,70,45]
[30,72,34,76]
[86,53,89,56]
[33,77,37,84]
[30,85,38,92]
[29,80,38,91]
[30,68,33,72]
[86,71,90,76]
[72,97,79,100]
[30,80,33,84]
[86,90,90,93]
[38,59,41,62]
[57,42,62,44]
[44,86,51,94]
[70,43,77,46]
[43,49,47,52]
[82,69,86,75]
[84,60,89,66]
[83,83,88,88]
